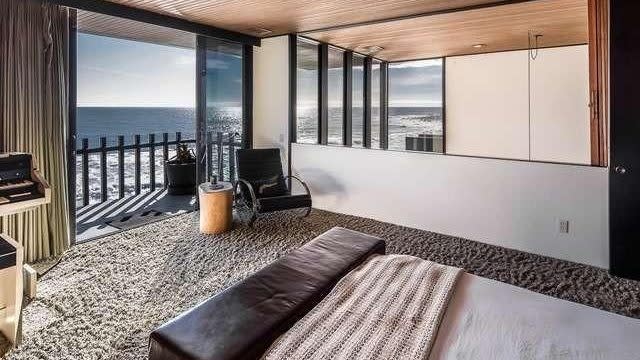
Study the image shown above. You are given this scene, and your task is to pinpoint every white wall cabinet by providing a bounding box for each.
[445,45,590,165]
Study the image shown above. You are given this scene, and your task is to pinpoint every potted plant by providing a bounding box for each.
[165,144,197,195]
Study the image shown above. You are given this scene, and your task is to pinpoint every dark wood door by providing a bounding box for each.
[610,1,640,280]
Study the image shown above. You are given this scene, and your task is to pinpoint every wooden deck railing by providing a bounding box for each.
[77,131,240,207]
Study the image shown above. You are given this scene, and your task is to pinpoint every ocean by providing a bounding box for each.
[76,106,236,205]
[296,106,443,150]
[76,106,442,205]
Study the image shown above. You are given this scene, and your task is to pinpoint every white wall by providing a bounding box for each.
[253,40,609,268]
[292,144,609,268]
[253,36,290,170]
[446,46,590,164]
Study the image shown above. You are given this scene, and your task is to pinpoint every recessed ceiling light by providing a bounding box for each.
[246,27,273,37]
[356,45,384,54]
[472,44,487,49]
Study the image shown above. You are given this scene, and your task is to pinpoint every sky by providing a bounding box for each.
[299,58,443,108]
[77,33,197,107]
[389,59,443,107]
[78,32,441,109]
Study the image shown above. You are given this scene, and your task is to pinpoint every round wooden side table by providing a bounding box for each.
[198,182,233,234]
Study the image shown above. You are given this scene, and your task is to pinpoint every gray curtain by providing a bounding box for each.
[0,0,71,262]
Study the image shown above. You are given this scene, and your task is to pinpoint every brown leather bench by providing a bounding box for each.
[149,227,386,360]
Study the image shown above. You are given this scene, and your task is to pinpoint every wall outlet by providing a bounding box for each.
[559,220,570,234]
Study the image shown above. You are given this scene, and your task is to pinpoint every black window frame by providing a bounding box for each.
[291,36,389,149]
[291,35,448,156]
[196,35,254,186]
[293,36,322,145]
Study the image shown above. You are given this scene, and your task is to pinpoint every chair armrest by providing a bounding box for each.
[285,175,311,197]
[234,179,258,212]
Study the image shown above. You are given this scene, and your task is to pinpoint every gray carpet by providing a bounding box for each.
[2,209,640,359]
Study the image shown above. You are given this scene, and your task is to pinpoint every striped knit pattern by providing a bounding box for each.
[262,254,463,360]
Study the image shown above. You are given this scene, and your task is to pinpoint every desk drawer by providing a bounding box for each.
[0,252,16,270]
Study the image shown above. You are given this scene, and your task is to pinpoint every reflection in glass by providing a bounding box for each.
[327,46,344,145]
[352,55,365,147]
[297,38,319,144]
[204,38,244,180]
[388,59,443,153]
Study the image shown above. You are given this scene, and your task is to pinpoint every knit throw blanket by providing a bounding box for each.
[262,254,463,360]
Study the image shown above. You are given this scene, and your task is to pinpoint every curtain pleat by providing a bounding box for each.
[0,0,71,262]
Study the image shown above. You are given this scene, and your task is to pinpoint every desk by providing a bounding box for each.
[0,233,22,345]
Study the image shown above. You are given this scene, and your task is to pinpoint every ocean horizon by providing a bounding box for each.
[77,105,442,142]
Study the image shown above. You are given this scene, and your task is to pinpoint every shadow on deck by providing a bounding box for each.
[76,190,195,242]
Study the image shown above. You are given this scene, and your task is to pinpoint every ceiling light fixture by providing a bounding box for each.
[246,27,273,37]
[472,43,487,49]
[356,45,384,54]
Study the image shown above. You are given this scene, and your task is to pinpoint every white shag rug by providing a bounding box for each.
[2,209,639,359]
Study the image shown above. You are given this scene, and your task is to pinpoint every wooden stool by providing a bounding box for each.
[198,182,233,234]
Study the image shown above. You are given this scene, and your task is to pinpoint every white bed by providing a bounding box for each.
[429,273,640,360]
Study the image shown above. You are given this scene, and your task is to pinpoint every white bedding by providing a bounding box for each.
[429,273,640,360]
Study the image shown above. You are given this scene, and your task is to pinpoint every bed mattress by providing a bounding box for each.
[429,273,640,360]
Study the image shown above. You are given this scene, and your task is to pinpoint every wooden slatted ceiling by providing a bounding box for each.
[306,0,588,61]
[78,10,195,49]
[101,0,520,36]
[86,0,586,61]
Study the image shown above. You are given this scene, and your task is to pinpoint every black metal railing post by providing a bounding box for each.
[118,135,125,199]
[134,134,141,195]
[162,132,169,188]
[216,132,224,181]
[81,138,89,206]
[206,131,213,182]
[228,132,236,182]
[149,133,156,192]
[100,137,107,202]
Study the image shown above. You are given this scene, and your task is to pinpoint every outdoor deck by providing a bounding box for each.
[76,190,195,242]
[74,130,241,242]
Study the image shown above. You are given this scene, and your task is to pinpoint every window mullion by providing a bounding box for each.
[363,56,372,148]
[318,43,329,145]
[380,61,389,150]
[343,51,353,146]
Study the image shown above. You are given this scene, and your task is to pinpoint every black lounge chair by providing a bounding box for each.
[235,148,312,226]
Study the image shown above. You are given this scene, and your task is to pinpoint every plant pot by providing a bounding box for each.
[165,160,196,195]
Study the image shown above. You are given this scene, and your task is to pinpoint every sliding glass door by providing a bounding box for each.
[196,36,251,186]
[72,10,198,242]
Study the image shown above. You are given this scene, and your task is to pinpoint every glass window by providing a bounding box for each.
[371,60,381,149]
[76,12,196,204]
[296,38,319,144]
[388,59,443,153]
[204,38,243,180]
[327,46,344,145]
[352,54,365,147]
